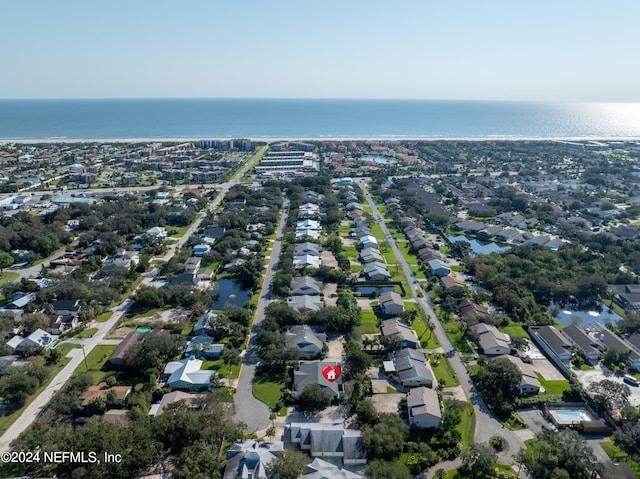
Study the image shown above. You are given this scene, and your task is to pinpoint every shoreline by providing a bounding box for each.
[2,136,640,145]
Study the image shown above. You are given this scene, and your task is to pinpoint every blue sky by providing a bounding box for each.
[2,1,639,101]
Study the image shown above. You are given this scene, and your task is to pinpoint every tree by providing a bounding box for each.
[459,442,497,478]
[299,384,331,413]
[267,449,307,479]
[588,379,631,417]
[0,252,14,273]
[433,469,448,479]
[343,341,372,379]
[362,413,408,460]
[473,356,522,418]
[365,460,412,479]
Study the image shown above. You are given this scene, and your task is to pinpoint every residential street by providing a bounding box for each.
[232,199,290,432]
[358,179,526,463]
[0,147,268,452]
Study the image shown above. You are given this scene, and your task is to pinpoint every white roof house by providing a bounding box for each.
[163,357,214,390]
[147,226,167,238]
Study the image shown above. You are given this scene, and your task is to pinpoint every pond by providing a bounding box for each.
[211,279,251,309]
[358,155,395,164]
[448,235,511,256]
[550,301,623,327]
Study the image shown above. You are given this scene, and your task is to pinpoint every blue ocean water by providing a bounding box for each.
[0,98,639,140]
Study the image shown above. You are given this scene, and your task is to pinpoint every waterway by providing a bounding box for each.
[448,234,510,256]
[211,279,250,309]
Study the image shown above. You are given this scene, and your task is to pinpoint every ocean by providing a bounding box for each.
[0,98,639,141]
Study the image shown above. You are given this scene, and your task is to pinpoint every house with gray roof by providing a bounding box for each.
[163,357,214,390]
[185,335,224,359]
[503,355,541,395]
[287,295,324,312]
[590,324,640,369]
[302,458,362,479]
[294,254,322,269]
[427,258,450,277]
[378,291,404,316]
[223,440,284,479]
[295,242,322,256]
[290,276,323,296]
[293,361,344,400]
[7,329,58,355]
[407,386,441,429]
[285,325,327,357]
[386,348,434,388]
[363,262,391,281]
[359,247,383,264]
[561,324,602,364]
[381,318,419,349]
[193,311,217,336]
[289,423,366,465]
[358,234,378,250]
[533,325,572,363]
[473,323,511,356]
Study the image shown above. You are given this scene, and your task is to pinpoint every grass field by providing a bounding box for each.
[370,223,386,240]
[76,328,98,338]
[0,272,19,287]
[72,344,118,385]
[535,373,570,395]
[404,302,440,349]
[96,311,113,323]
[457,401,476,449]
[359,307,379,334]
[499,322,530,339]
[601,438,640,477]
[430,353,460,387]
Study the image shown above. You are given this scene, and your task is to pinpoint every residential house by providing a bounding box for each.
[223,440,284,479]
[440,276,465,291]
[163,357,215,390]
[202,223,226,240]
[590,324,640,369]
[359,247,383,264]
[296,228,321,240]
[473,323,511,356]
[363,262,391,281]
[102,250,139,270]
[290,276,323,296]
[146,226,167,238]
[184,256,201,273]
[561,325,602,364]
[358,235,378,250]
[7,329,58,355]
[385,348,434,387]
[165,272,198,290]
[427,259,450,277]
[302,458,362,479]
[295,242,321,257]
[533,326,572,363]
[381,318,419,349]
[285,325,327,357]
[503,355,541,395]
[289,423,366,465]
[287,295,324,312]
[50,299,82,317]
[185,335,224,359]
[294,254,322,269]
[457,298,491,322]
[108,330,144,369]
[47,314,78,335]
[299,203,321,218]
[378,291,404,316]
[407,386,441,429]
[292,361,344,400]
[608,284,640,310]
[193,311,217,336]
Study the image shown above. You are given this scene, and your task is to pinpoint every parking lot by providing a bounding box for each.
[576,364,640,406]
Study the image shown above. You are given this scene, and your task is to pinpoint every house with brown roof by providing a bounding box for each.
[473,323,511,356]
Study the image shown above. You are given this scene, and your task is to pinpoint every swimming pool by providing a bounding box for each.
[548,406,595,425]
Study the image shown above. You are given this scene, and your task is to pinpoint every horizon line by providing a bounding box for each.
[1,97,638,104]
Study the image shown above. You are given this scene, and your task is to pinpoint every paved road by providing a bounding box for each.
[0,147,268,452]
[233,199,290,432]
[358,179,525,463]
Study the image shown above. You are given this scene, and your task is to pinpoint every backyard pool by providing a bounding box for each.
[547,406,596,426]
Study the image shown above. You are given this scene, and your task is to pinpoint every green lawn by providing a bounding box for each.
[202,359,240,379]
[56,342,81,356]
[359,307,379,334]
[499,322,530,339]
[370,223,386,241]
[0,272,19,287]
[430,353,460,387]
[72,344,118,385]
[381,248,398,265]
[397,242,419,265]
[350,264,362,273]
[96,311,113,323]
[535,372,570,395]
[404,302,440,349]
[344,245,358,258]
[601,438,640,477]
[457,401,476,449]
[76,328,98,339]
